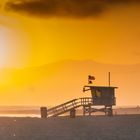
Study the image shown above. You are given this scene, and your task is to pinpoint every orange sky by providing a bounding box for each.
[0,3,140,67]
[0,1,140,106]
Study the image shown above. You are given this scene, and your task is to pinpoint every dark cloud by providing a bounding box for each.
[5,0,140,18]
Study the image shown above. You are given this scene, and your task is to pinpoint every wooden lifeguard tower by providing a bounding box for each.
[40,73,117,118]
[83,74,117,116]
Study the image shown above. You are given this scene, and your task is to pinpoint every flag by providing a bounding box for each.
[88,75,95,80]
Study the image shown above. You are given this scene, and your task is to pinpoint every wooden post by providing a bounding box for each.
[107,107,113,117]
[83,106,86,116]
[40,107,47,118]
[70,109,76,118]
[89,104,91,116]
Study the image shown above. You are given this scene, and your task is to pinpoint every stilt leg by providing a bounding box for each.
[83,106,86,116]
[89,104,91,116]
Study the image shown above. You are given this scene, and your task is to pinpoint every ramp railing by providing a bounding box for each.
[47,97,92,117]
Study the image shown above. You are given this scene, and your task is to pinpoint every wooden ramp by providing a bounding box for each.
[47,97,92,117]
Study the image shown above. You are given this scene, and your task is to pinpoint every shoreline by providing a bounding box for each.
[0,113,140,118]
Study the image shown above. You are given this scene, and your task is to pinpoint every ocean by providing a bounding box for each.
[0,106,140,117]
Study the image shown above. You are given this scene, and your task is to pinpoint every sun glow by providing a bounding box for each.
[0,27,9,68]
[0,21,30,68]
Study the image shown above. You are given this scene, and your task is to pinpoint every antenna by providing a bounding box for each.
[108,72,111,86]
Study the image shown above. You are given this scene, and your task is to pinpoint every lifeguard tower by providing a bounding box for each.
[84,85,116,106]
[83,74,117,116]
[40,73,117,118]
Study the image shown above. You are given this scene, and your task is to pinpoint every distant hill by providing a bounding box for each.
[0,60,140,106]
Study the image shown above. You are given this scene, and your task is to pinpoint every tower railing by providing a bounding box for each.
[47,97,93,117]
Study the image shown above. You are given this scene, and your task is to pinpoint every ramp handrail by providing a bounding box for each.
[47,97,92,117]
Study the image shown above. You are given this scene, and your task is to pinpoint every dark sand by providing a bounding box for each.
[0,115,140,140]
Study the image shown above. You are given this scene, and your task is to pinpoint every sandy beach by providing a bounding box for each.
[0,114,140,140]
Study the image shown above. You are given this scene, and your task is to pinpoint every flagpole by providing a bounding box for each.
[108,72,110,87]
